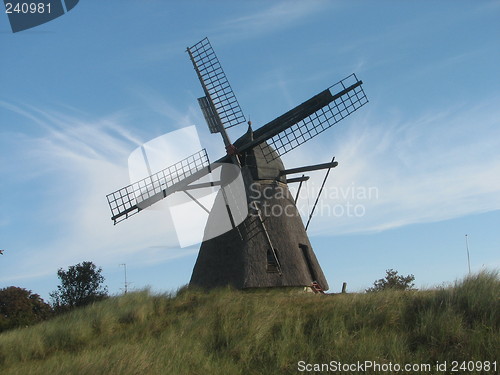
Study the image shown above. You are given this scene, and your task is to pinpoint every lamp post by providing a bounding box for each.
[465,234,471,274]
[119,263,128,294]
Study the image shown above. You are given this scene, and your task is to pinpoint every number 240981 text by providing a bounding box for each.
[5,3,52,14]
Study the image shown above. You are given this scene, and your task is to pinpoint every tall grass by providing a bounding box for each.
[0,271,498,375]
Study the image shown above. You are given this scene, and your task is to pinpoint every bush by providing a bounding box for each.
[366,269,416,292]
[0,287,52,332]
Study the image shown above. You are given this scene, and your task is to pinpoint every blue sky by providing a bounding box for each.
[1,1,499,299]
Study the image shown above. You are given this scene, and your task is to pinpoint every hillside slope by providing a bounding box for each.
[0,272,498,375]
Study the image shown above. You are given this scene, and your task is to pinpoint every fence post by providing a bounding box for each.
[341,282,347,293]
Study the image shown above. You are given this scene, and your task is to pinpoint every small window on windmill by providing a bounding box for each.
[266,248,280,273]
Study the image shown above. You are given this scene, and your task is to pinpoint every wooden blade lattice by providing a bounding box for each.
[259,74,368,162]
[106,149,210,224]
[187,37,246,131]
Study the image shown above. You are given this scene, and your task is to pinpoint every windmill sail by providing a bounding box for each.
[232,74,368,162]
[187,37,246,133]
[106,149,211,224]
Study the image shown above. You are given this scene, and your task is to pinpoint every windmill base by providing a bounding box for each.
[189,181,329,291]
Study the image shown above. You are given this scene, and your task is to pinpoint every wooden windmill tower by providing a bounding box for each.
[106,38,368,292]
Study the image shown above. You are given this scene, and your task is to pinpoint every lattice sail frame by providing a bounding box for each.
[106,149,210,224]
[260,74,368,162]
[187,37,246,132]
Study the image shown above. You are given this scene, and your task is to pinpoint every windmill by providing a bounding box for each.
[106,37,368,292]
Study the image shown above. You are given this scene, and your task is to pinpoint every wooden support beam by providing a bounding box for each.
[279,160,338,176]
[286,176,310,184]
[305,156,336,231]
[184,181,221,190]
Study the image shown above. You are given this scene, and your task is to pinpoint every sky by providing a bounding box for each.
[1,1,499,300]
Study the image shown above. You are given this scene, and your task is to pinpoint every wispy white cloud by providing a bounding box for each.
[129,87,196,129]
[213,1,328,42]
[288,97,500,235]
[0,102,193,283]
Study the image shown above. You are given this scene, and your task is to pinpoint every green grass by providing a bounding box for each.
[0,271,498,374]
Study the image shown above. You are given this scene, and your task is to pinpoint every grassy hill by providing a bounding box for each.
[0,271,498,375]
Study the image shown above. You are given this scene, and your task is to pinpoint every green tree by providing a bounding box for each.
[366,269,416,292]
[0,286,52,332]
[50,261,108,311]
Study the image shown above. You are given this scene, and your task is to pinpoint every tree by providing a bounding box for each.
[366,269,416,292]
[0,286,52,332]
[50,261,108,310]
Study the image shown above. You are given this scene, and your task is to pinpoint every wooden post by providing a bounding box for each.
[341,282,347,293]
